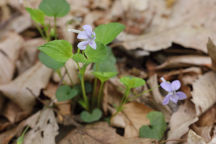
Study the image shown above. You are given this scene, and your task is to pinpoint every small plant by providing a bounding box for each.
[26,0,187,142]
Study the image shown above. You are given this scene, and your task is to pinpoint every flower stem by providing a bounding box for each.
[34,23,46,40]
[92,78,98,108]
[97,81,105,108]
[114,88,130,116]
[76,62,89,110]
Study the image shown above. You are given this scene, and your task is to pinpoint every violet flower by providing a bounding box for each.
[160,77,187,105]
[77,25,96,50]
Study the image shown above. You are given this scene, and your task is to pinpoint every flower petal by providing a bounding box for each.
[171,80,181,91]
[82,25,92,32]
[163,94,171,105]
[89,40,96,49]
[77,31,88,39]
[77,41,89,50]
[176,91,187,100]
[160,81,172,92]
[170,94,178,104]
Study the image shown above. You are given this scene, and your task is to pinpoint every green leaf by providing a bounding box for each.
[39,52,65,70]
[80,108,102,123]
[38,40,73,63]
[85,42,108,63]
[39,0,70,17]
[56,85,79,102]
[139,111,167,140]
[72,53,87,63]
[26,8,45,25]
[93,71,117,82]
[93,47,117,73]
[95,22,125,45]
[120,76,145,89]
[17,127,29,144]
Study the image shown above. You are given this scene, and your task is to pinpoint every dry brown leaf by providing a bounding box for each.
[0,32,24,84]
[2,101,26,123]
[16,38,45,74]
[117,0,216,53]
[187,130,206,144]
[156,55,211,70]
[58,122,153,144]
[191,72,216,116]
[207,38,216,71]
[4,14,32,34]
[167,101,198,144]
[192,125,213,143]
[110,102,154,137]
[123,102,153,137]
[23,108,58,144]
[91,0,111,10]
[0,62,52,112]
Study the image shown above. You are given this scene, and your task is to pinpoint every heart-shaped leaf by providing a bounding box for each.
[56,85,79,102]
[120,76,145,89]
[93,71,117,82]
[95,23,125,45]
[26,8,45,25]
[39,0,70,17]
[38,40,73,63]
[80,108,102,123]
[93,47,117,73]
[139,111,167,140]
[38,52,65,70]
[85,42,108,63]
[72,53,87,63]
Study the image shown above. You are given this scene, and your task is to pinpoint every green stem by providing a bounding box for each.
[35,23,46,40]
[43,24,50,41]
[76,62,89,110]
[114,88,130,116]
[64,65,74,86]
[129,85,160,101]
[92,78,98,108]
[97,81,105,108]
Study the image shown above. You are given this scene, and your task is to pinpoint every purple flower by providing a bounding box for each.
[77,25,96,50]
[160,78,187,105]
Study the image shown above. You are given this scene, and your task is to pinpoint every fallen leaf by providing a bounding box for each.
[207,38,216,71]
[0,32,24,84]
[23,108,59,144]
[156,55,211,70]
[191,71,216,116]
[117,0,216,53]
[58,122,153,144]
[16,38,45,74]
[187,130,206,144]
[0,62,52,112]
[122,102,153,137]
[167,101,198,144]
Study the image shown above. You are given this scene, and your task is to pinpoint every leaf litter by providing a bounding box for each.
[0,0,216,144]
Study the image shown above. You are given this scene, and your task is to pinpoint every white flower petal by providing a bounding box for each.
[171,80,181,91]
[77,31,88,39]
[160,81,172,92]
[77,41,89,50]
[89,40,96,49]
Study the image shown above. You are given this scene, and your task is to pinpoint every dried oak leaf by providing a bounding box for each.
[191,72,216,116]
[117,0,216,53]
[58,122,153,144]
[0,62,52,112]
[0,32,24,84]
[23,108,58,144]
